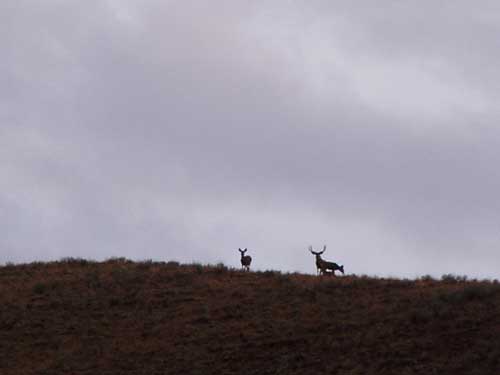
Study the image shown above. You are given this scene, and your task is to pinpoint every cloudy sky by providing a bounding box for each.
[2,1,500,278]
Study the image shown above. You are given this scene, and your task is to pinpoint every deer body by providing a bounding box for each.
[309,245,344,276]
[319,260,344,276]
[238,248,252,271]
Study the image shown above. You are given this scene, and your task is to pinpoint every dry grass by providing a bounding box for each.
[1,259,499,374]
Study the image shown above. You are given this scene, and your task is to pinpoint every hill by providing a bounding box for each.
[1,259,499,374]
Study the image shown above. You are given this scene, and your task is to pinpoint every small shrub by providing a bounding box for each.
[429,298,454,318]
[419,275,434,282]
[398,278,413,288]
[214,262,228,274]
[85,270,101,289]
[192,263,204,274]
[409,306,433,324]
[346,275,376,288]
[136,260,154,271]
[33,282,46,295]
[166,261,180,268]
[59,257,91,266]
[106,257,132,264]
[461,284,500,300]
[262,270,278,278]
[110,267,143,285]
[173,271,195,286]
[441,274,467,283]
[434,283,500,304]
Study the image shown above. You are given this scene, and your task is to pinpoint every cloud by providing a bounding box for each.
[2,1,500,278]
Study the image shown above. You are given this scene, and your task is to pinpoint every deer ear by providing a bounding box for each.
[244,248,247,251]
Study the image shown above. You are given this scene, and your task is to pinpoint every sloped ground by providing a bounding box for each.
[1,259,499,374]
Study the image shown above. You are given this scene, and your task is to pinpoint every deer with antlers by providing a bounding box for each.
[238,248,252,271]
[309,245,344,276]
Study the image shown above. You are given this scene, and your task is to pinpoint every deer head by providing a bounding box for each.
[309,245,327,275]
[309,245,326,258]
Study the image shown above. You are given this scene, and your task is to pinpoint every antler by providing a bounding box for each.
[320,245,326,254]
[309,245,321,255]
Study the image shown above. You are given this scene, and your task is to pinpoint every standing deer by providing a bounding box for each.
[238,248,252,271]
[309,245,344,276]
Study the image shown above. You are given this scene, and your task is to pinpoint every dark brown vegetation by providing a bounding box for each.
[1,259,500,374]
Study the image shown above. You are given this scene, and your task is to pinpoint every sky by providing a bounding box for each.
[2,1,500,278]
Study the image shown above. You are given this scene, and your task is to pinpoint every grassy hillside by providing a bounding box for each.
[1,259,500,374]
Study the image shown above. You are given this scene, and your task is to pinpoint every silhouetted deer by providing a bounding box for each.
[309,245,344,276]
[238,248,252,271]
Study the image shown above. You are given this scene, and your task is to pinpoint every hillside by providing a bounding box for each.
[1,259,499,374]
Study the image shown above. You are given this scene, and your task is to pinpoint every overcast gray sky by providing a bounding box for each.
[2,1,500,278]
